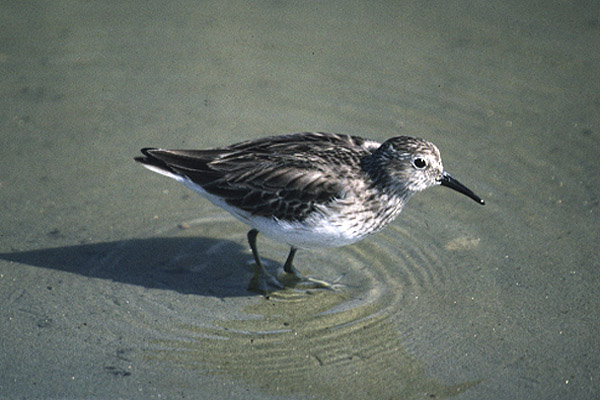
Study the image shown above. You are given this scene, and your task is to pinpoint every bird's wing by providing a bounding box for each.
[135,132,371,221]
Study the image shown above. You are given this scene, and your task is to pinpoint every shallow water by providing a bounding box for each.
[1,1,598,399]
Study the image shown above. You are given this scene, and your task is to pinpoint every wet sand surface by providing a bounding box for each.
[1,1,598,399]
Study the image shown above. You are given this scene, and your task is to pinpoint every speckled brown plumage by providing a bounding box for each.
[135,132,484,293]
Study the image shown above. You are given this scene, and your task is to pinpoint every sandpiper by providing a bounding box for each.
[135,132,484,293]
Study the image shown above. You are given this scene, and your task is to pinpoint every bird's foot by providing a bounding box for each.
[279,271,345,291]
[246,256,344,294]
[247,269,284,295]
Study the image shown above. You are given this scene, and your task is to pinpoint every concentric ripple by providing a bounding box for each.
[80,212,478,399]
[0,209,482,398]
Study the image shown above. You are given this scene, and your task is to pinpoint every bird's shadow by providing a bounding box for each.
[0,237,264,297]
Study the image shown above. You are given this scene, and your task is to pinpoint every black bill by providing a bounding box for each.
[439,172,485,205]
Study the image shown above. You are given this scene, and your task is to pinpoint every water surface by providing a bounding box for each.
[1,1,598,399]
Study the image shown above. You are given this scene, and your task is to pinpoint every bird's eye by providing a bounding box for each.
[413,158,427,169]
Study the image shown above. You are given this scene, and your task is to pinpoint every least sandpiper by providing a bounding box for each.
[135,132,484,293]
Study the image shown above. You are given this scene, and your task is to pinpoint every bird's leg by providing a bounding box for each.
[247,229,263,269]
[247,229,283,293]
[282,247,301,278]
[248,230,341,292]
[281,246,342,290]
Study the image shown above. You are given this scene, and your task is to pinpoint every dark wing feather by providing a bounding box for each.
[135,132,373,221]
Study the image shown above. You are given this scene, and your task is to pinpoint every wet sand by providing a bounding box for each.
[1,1,598,399]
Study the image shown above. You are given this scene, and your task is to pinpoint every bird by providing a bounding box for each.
[135,132,484,293]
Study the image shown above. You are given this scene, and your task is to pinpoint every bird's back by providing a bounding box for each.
[135,132,379,221]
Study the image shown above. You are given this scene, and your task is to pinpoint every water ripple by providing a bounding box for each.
[119,213,482,399]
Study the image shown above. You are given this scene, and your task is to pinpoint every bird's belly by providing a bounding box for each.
[183,186,359,248]
[247,215,368,249]
[181,178,399,249]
